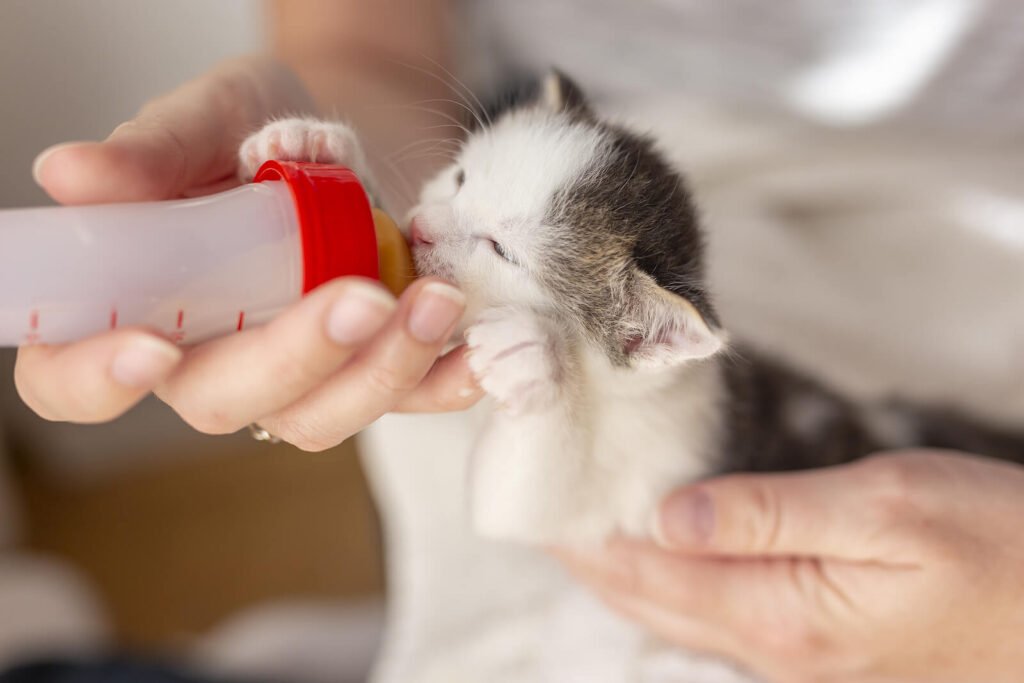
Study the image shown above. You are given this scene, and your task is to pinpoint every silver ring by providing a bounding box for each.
[248,423,282,444]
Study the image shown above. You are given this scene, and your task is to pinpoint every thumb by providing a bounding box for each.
[33,57,312,204]
[654,460,906,562]
[33,127,206,205]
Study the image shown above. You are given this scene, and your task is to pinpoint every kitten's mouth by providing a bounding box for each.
[411,247,457,285]
[406,216,459,284]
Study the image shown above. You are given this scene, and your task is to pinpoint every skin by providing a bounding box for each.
[556,450,1024,683]
[17,1,483,448]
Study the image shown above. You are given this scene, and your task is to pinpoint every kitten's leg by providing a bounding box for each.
[237,117,378,201]
[466,309,602,543]
[465,308,564,416]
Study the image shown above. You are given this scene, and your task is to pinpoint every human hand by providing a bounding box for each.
[556,451,1024,683]
[16,56,482,443]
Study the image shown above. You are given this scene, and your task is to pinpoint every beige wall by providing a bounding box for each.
[0,0,262,209]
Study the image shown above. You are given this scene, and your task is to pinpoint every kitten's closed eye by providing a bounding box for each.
[455,168,466,188]
[486,237,516,265]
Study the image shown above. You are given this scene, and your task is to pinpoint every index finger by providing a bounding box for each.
[34,56,313,204]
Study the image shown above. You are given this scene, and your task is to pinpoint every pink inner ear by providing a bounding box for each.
[624,322,721,362]
[625,327,679,355]
[625,334,645,354]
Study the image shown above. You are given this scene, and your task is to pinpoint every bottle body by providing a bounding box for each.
[0,182,303,345]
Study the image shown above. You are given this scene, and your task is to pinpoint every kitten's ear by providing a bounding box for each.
[625,272,725,369]
[540,69,592,116]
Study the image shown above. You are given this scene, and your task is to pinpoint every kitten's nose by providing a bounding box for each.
[409,218,434,247]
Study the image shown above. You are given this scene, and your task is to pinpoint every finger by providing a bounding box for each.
[556,540,842,649]
[553,541,741,623]
[34,57,312,204]
[257,279,465,451]
[593,587,750,665]
[15,331,182,423]
[393,343,483,412]
[654,462,917,563]
[155,278,397,434]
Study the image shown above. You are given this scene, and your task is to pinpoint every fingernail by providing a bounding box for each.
[110,337,182,389]
[654,489,715,548]
[326,281,396,345]
[32,142,76,187]
[408,282,465,343]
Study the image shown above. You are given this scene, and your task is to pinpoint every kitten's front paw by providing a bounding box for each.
[238,117,368,181]
[466,309,561,415]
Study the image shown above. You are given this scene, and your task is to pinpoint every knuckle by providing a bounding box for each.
[270,415,338,453]
[755,614,831,661]
[732,479,783,553]
[47,379,120,424]
[432,387,477,412]
[264,348,322,395]
[858,455,927,521]
[365,362,419,397]
[177,408,238,436]
[255,322,342,393]
[167,394,240,435]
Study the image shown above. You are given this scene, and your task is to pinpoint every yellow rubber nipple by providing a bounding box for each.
[372,208,418,296]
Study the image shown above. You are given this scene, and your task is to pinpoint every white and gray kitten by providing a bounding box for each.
[240,71,1024,546]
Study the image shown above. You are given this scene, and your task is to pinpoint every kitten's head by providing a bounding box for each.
[409,70,724,368]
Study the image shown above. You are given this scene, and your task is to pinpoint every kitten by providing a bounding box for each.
[242,70,1024,545]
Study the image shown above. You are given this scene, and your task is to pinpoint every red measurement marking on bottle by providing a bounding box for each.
[109,309,119,330]
[24,310,41,344]
[237,311,246,332]
[169,309,186,343]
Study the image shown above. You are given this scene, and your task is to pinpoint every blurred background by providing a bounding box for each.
[0,3,384,682]
[1,1,1023,682]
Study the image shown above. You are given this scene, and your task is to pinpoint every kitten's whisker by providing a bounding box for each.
[397,105,472,137]
[414,123,475,136]
[372,102,471,133]
[387,136,462,162]
[394,152,459,167]
[392,143,461,164]
[417,97,485,131]
[384,57,486,128]
[365,150,417,209]
[416,53,492,127]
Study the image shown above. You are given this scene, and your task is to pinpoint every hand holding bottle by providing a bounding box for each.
[16,56,481,446]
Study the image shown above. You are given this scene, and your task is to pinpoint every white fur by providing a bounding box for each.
[408,110,611,330]
[238,117,371,182]
[401,105,727,544]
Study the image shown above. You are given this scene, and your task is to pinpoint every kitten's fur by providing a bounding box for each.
[239,71,1024,677]
[242,70,1024,544]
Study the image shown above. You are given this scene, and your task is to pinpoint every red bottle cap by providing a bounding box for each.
[253,160,379,294]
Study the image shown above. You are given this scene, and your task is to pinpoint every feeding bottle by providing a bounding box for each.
[0,161,416,346]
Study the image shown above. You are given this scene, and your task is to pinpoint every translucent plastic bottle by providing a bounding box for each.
[0,161,415,346]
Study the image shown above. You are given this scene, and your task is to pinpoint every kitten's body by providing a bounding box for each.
[239,72,1024,680]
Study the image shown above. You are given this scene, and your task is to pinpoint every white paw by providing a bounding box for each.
[238,118,368,180]
[466,309,561,415]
